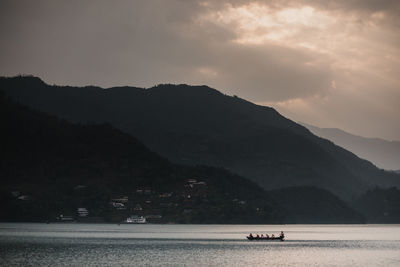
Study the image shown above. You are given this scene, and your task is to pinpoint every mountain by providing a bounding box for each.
[302,123,400,171]
[1,76,399,201]
[270,186,364,223]
[352,187,400,223]
[0,90,364,223]
[0,91,282,223]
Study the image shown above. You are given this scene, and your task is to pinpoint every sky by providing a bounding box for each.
[1,0,399,140]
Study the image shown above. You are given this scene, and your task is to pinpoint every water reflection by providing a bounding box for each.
[1,224,399,266]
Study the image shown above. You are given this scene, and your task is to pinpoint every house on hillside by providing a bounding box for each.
[77,208,89,217]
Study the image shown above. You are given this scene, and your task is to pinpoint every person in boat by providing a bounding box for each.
[280,231,285,238]
[249,233,253,238]
[265,234,269,238]
[261,234,264,238]
[271,234,275,238]
[256,234,260,238]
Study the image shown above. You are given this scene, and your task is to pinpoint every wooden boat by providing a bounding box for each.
[246,235,284,241]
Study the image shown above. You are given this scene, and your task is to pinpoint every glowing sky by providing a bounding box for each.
[1,0,399,140]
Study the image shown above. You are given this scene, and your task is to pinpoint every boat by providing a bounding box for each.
[246,235,284,241]
[123,215,146,224]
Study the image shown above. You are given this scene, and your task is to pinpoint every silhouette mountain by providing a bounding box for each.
[302,123,400,171]
[0,90,365,223]
[270,186,364,223]
[1,76,399,201]
[0,91,283,223]
[353,187,400,223]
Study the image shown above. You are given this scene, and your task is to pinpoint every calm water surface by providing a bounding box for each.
[0,223,399,266]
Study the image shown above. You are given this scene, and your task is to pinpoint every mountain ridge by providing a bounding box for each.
[0,90,366,223]
[302,122,400,170]
[0,91,282,223]
[1,75,399,200]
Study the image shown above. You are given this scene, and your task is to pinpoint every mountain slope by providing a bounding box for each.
[353,187,400,223]
[1,76,399,200]
[270,186,364,223]
[302,123,400,171]
[0,91,286,223]
[0,91,367,223]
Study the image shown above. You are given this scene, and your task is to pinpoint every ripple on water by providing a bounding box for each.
[0,224,399,266]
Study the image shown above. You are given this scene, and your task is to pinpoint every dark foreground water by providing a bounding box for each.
[0,224,399,266]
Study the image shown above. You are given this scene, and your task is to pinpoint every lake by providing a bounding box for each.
[0,223,399,266]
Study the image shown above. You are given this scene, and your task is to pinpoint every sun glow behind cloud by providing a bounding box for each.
[202,3,334,47]
[197,1,400,139]
[0,0,399,139]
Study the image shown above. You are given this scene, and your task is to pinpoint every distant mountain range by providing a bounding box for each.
[1,76,399,202]
[302,123,400,171]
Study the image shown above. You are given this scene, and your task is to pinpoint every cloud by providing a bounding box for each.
[0,0,399,139]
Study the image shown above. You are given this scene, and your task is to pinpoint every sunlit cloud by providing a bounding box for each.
[196,1,400,139]
[0,0,399,139]
[200,3,334,47]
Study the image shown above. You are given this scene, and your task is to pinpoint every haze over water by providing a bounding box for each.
[1,224,399,266]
